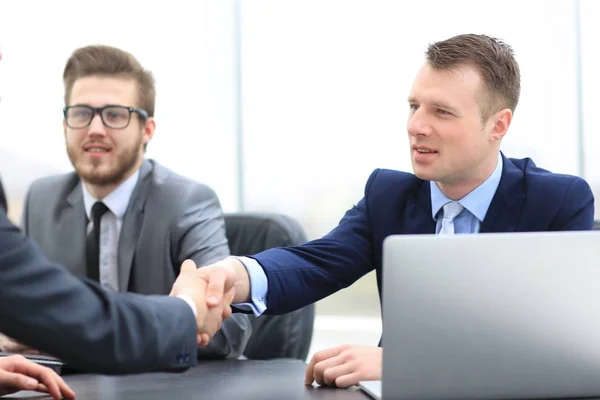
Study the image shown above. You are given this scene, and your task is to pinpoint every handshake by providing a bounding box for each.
[169,257,250,346]
[0,257,251,353]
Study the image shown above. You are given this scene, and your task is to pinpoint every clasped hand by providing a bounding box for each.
[170,259,238,346]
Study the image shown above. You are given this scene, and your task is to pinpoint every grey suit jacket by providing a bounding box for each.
[22,159,251,359]
[0,179,198,373]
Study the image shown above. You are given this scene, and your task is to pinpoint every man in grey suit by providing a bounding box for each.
[1,186,231,372]
[0,43,232,399]
[1,44,251,359]
[1,174,233,378]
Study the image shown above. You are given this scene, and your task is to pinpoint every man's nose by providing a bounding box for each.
[87,112,107,135]
[407,108,432,137]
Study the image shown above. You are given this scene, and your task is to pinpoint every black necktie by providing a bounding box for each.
[86,201,109,282]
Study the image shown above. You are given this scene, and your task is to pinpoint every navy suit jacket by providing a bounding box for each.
[253,156,595,315]
[0,179,198,373]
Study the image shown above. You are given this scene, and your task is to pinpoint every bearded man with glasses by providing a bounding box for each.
[0,45,252,361]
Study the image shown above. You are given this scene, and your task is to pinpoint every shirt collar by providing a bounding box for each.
[82,169,140,220]
[430,154,503,222]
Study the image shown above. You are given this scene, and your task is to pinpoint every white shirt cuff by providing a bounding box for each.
[176,294,197,318]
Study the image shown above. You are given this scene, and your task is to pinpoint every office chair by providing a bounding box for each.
[594,220,600,230]
[224,212,315,361]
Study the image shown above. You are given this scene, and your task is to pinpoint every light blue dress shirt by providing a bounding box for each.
[237,154,503,315]
[231,256,268,315]
[431,155,503,234]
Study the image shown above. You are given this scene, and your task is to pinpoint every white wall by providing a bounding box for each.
[0,0,240,211]
[580,0,600,215]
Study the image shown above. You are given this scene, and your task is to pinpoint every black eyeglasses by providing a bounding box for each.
[63,105,149,130]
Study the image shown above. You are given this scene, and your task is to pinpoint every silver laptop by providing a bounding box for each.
[359,380,382,399]
[361,231,600,400]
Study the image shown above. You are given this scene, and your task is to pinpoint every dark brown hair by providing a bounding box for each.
[426,34,520,119]
[63,45,156,117]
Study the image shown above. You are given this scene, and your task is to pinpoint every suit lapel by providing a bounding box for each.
[60,181,87,277]
[117,160,153,292]
[480,154,526,233]
[404,181,436,234]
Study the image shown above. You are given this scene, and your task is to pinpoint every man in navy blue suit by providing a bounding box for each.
[193,33,595,388]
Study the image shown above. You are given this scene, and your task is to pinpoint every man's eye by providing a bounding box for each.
[104,110,128,121]
[74,110,91,118]
[437,109,451,116]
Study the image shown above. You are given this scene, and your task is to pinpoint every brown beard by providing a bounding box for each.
[67,135,144,186]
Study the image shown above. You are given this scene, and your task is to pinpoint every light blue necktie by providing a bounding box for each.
[439,202,464,235]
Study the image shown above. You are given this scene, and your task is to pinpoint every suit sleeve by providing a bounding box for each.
[251,170,380,315]
[172,183,252,359]
[0,209,198,373]
[553,177,595,231]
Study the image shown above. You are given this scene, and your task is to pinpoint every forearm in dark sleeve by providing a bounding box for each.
[0,213,198,373]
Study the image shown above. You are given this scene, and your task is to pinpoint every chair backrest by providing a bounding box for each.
[224,212,308,255]
[594,220,600,231]
[224,212,315,361]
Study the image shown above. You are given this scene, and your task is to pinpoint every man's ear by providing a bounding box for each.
[142,117,156,145]
[489,108,512,142]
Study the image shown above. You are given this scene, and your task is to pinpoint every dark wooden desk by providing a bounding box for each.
[9,359,370,400]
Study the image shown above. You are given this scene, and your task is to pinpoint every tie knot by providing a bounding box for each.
[91,201,109,223]
[442,201,464,220]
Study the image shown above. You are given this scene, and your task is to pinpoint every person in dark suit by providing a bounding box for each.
[0,45,251,359]
[188,33,595,388]
[0,208,72,400]
[0,179,232,380]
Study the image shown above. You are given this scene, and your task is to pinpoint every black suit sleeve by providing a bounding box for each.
[0,207,198,373]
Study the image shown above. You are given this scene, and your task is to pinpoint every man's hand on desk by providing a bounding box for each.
[0,354,75,400]
[170,260,235,346]
[305,344,382,388]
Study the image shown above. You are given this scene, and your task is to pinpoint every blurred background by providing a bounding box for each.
[1,0,598,358]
